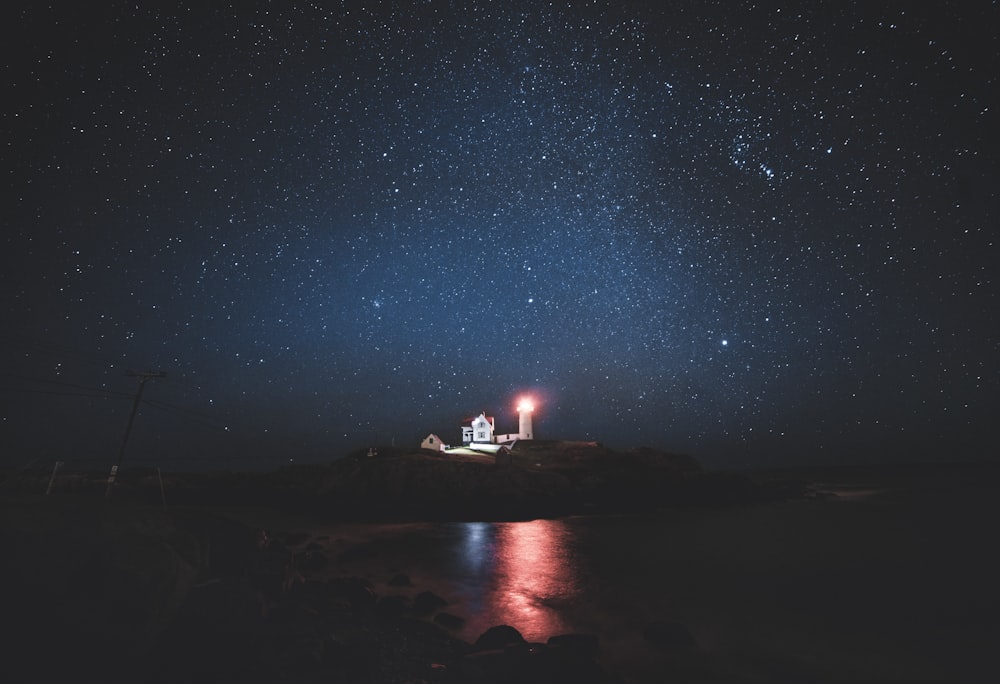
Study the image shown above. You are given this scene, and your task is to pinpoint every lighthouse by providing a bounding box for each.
[517,398,534,440]
[454,396,537,448]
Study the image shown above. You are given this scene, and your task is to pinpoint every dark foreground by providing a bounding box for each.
[0,496,686,683]
[0,445,797,683]
[2,457,997,682]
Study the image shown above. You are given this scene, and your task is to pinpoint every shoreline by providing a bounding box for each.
[3,461,998,682]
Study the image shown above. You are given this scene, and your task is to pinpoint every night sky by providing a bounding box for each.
[3,1,997,471]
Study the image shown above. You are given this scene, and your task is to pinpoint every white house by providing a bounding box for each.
[461,413,495,444]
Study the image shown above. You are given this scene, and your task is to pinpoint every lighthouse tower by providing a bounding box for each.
[517,398,534,440]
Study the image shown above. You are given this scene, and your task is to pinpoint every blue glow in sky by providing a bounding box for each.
[2,1,997,470]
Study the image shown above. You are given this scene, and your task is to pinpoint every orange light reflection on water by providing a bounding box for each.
[491,519,580,641]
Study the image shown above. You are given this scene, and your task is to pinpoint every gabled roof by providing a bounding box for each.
[462,412,494,427]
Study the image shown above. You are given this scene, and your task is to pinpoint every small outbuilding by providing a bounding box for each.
[421,433,446,452]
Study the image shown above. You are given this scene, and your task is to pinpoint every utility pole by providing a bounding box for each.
[106,370,166,497]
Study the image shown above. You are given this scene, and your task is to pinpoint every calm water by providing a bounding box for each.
[296,474,999,683]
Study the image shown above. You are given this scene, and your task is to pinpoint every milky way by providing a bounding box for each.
[2,1,997,469]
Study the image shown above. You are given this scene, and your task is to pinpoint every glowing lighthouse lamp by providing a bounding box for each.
[516,397,534,440]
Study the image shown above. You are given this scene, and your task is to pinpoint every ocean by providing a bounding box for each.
[285,465,998,683]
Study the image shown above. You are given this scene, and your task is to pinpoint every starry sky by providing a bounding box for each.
[2,1,997,471]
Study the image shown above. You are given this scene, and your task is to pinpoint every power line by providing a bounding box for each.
[0,372,134,397]
[141,398,231,431]
[106,370,166,497]
[0,387,130,400]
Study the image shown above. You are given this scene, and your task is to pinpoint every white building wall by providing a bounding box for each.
[518,409,533,440]
[470,414,495,443]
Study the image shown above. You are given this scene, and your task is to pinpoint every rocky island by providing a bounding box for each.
[10,440,812,520]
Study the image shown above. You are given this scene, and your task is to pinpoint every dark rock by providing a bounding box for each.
[168,509,260,580]
[458,649,511,683]
[275,628,326,671]
[326,617,468,682]
[375,619,470,683]
[250,539,295,603]
[147,577,271,682]
[543,646,609,684]
[296,548,329,574]
[281,531,311,547]
[189,576,267,626]
[473,624,525,651]
[503,641,548,657]
[433,612,465,630]
[326,623,381,672]
[547,632,600,658]
[412,590,448,616]
[377,594,410,617]
[642,620,697,650]
[396,617,470,655]
[505,643,607,684]
[287,579,352,615]
[287,578,324,601]
[495,448,513,466]
[165,528,202,567]
[268,599,324,626]
[388,572,413,587]
[338,543,380,563]
[326,576,377,610]
[461,640,608,684]
[101,532,198,630]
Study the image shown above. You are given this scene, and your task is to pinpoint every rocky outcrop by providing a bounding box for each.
[312,454,576,520]
[0,441,816,524]
[143,529,621,683]
[2,490,713,683]
[473,624,527,651]
[460,626,608,684]
[281,442,710,520]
